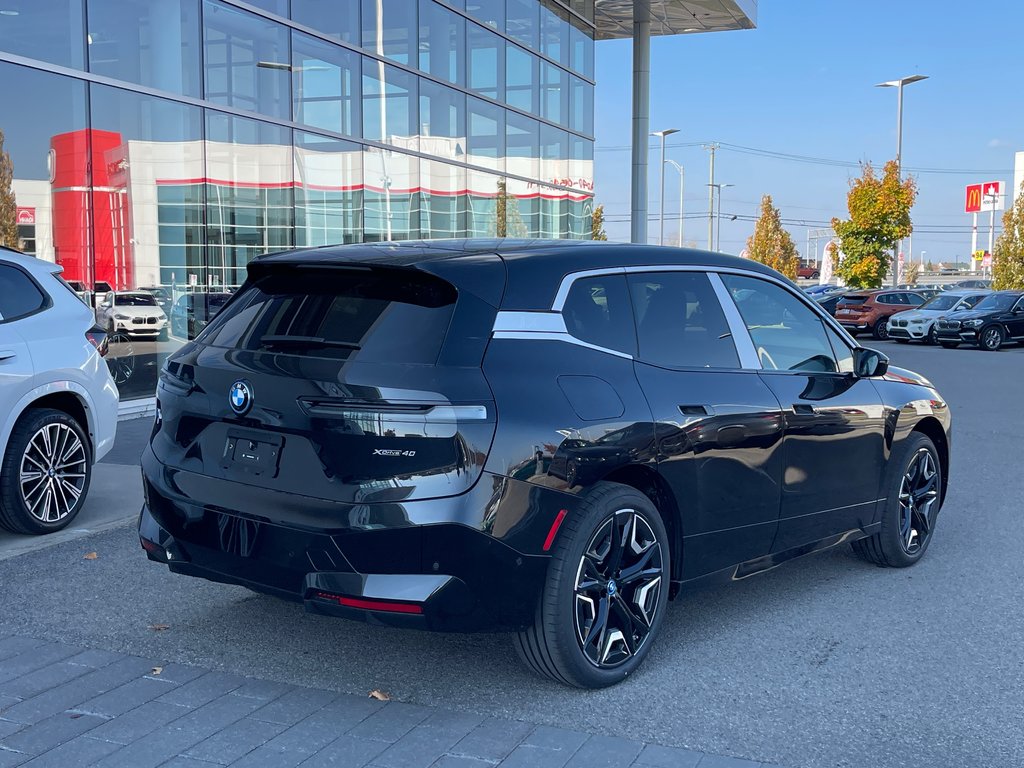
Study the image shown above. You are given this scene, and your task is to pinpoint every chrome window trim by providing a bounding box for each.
[707,272,760,369]
[550,267,626,311]
[492,310,568,334]
[492,331,633,360]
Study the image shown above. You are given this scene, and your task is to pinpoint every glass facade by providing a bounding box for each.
[0,0,595,403]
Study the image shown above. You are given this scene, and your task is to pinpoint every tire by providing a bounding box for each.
[979,325,1003,351]
[872,319,890,340]
[939,341,959,349]
[0,408,92,535]
[851,432,941,568]
[927,326,939,345]
[514,482,671,688]
[811,271,820,279]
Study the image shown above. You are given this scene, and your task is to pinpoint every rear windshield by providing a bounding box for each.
[201,267,457,364]
[115,293,157,306]
[839,295,868,305]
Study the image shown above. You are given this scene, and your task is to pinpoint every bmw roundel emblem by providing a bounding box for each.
[229,380,253,415]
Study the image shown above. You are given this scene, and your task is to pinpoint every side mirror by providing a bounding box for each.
[854,347,889,378]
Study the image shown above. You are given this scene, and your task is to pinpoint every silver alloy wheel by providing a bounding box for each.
[574,509,664,668]
[897,448,940,555]
[981,327,1001,350]
[19,423,87,524]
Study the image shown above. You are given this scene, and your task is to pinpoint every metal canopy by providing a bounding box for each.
[595,0,757,41]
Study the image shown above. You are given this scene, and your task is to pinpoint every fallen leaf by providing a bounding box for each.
[148,624,170,632]
[368,689,390,701]
[83,552,98,560]
[151,666,163,676]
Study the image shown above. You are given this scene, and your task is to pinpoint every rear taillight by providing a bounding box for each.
[86,327,108,357]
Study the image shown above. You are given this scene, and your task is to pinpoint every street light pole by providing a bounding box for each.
[986,192,997,264]
[876,74,928,287]
[651,128,679,245]
[666,159,685,247]
[706,182,733,251]
[703,143,718,249]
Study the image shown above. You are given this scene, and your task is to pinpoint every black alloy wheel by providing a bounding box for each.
[852,432,941,567]
[979,325,1003,351]
[872,319,890,340]
[515,482,670,688]
[927,325,939,345]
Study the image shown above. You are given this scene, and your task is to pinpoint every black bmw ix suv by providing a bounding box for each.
[140,240,951,688]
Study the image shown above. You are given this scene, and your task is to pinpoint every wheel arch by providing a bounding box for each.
[598,464,684,596]
[1,383,97,460]
[911,416,949,503]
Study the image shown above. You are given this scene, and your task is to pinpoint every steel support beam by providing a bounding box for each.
[630,2,651,244]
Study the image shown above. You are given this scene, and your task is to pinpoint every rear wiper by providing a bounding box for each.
[259,335,361,350]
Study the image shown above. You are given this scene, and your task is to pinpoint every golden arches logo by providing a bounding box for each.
[965,184,982,213]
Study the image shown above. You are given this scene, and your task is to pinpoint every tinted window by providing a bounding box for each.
[115,293,158,307]
[0,265,47,322]
[974,294,1019,312]
[722,274,839,373]
[202,269,456,364]
[562,275,635,356]
[824,325,854,374]
[907,293,925,306]
[628,272,738,369]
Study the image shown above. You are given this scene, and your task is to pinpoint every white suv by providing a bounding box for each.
[0,248,119,534]
[97,291,169,339]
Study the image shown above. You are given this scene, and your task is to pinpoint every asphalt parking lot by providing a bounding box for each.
[1,340,1021,768]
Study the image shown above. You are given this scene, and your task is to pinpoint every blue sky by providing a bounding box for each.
[593,1,1024,264]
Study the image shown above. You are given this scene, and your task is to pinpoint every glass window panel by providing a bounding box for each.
[291,0,360,45]
[541,61,568,125]
[0,0,84,69]
[569,194,591,239]
[0,265,46,321]
[539,186,568,239]
[205,112,293,289]
[505,0,538,48]
[540,1,569,66]
[503,178,539,237]
[506,112,538,181]
[362,59,418,149]
[419,0,464,86]
[292,31,361,137]
[420,159,467,239]
[563,275,635,355]
[467,21,504,101]
[467,170,501,237]
[361,0,415,65]
[540,125,568,185]
[203,0,291,120]
[295,132,363,246]
[363,147,418,241]
[468,97,504,173]
[243,0,288,15]
[419,81,465,159]
[568,134,593,194]
[568,19,593,78]
[87,0,200,97]
[465,0,502,31]
[506,45,538,113]
[570,75,594,134]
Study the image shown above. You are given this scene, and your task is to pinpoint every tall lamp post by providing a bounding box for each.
[876,74,928,286]
[666,159,685,247]
[652,128,679,244]
[706,182,734,251]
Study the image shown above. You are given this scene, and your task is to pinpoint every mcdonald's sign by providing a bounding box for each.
[965,184,982,213]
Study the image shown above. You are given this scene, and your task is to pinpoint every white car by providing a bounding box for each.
[0,248,119,534]
[887,289,991,344]
[97,291,168,339]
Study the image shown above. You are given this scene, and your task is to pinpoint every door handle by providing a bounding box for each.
[0,350,16,362]
[792,403,818,415]
[678,404,714,416]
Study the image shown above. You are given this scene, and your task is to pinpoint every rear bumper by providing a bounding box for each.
[838,320,870,331]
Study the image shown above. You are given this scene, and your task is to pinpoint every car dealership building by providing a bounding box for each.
[0,0,756,402]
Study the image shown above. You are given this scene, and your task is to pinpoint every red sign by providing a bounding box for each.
[16,207,35,225]
[965,184,982,213]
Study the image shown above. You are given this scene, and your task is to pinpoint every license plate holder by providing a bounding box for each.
[219,429,283,478]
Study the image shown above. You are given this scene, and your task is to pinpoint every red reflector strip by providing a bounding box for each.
[542,509,569,552]
[314,592,423,615]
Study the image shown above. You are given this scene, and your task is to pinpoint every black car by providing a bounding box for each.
[934,290,1024,350]
[814,291,846,316]
[140,241,951,688]
[170,292,232,339]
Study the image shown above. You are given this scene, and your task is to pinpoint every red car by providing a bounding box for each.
[797,265,821,279]
[835,289,926,340]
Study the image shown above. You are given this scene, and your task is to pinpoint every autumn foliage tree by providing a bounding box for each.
[0,129,17,249]
[590,204,607,241]
[831,161,917,288]
[746,194,799,280]
[992,181,1024,290]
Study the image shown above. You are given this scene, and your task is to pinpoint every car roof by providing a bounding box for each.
[0,248,62,277]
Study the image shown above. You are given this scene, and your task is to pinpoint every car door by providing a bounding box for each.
[0,264,40,420]
[719,274,887,553]
[1006,295,1024,339]
[627,270,785,579]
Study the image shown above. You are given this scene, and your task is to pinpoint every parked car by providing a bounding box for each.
[944,279,992,291]
[170,292,232,339]
[804,284,843,297]
[934,290,1024,350]
[0,247,118,534]
[797,265,820,279]
[835,289,926,339]
[887,290,990,344]
[139,240,951,688]
[814,291,847,317]
[97,291,168,340]
[137,286,172,316]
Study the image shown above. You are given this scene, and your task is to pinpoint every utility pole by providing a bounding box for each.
[703,143,718,250]
[667,160,685,247]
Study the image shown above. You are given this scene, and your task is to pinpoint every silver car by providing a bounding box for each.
[887,290,990,344]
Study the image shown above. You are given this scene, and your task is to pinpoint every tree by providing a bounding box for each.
[0,129,17,250]
[992,181,1024,290]
[495,179,507,237]
[745,194,799,280]
[493,178,526,238]
[590,204,607,241]
[831,160,917,288]
[903,261,920,285]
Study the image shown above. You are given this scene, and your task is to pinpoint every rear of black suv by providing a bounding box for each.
[140,246,565,634]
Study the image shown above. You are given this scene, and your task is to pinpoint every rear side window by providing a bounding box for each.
[202,268,457,364]
[628,271,738,369]
[0,264,47,322]
[562,275,636,356]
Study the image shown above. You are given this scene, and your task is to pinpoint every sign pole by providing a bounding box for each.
[971,212,978,273]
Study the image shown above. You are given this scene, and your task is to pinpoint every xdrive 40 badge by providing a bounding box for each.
[228,380,253,415]
[373,449,416,457]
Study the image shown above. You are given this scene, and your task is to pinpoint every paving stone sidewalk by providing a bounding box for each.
[0,635,783,768]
